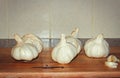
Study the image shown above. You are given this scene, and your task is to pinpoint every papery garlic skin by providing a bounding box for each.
[11,34,39,61]
[105,61,118,68]
[107,55,120,62]
[11,43,38,61]
[84,34,109,58]
[52,28,82,64]
[66,36,81,53]
[51,34,78,64]
[22,34,43,53]
[66,28,82,53]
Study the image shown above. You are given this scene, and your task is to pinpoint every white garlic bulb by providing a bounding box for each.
[11,34,39,61]
[66,28,82,53]
[84,34,109,58]
[22,34,43,53]
[51,34,78,64]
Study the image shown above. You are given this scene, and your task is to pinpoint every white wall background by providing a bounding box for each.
[0,0,120,39]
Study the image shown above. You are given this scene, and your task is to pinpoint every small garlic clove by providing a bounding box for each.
[105,61,118,68]
[107,55,120,62]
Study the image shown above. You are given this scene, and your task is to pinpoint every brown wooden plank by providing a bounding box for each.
[0,47,120,78]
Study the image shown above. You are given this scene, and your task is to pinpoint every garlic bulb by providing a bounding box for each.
[84,34,109,58]
[51,34,78,64]
[105,61,118,68]
[11,34,39,61]
[22,34,43,53]
[66,28,82,53]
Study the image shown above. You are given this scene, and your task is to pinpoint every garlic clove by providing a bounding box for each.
[105,61,118,68]
[107,55,120,62]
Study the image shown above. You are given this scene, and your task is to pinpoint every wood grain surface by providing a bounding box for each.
[0,47,120,78]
